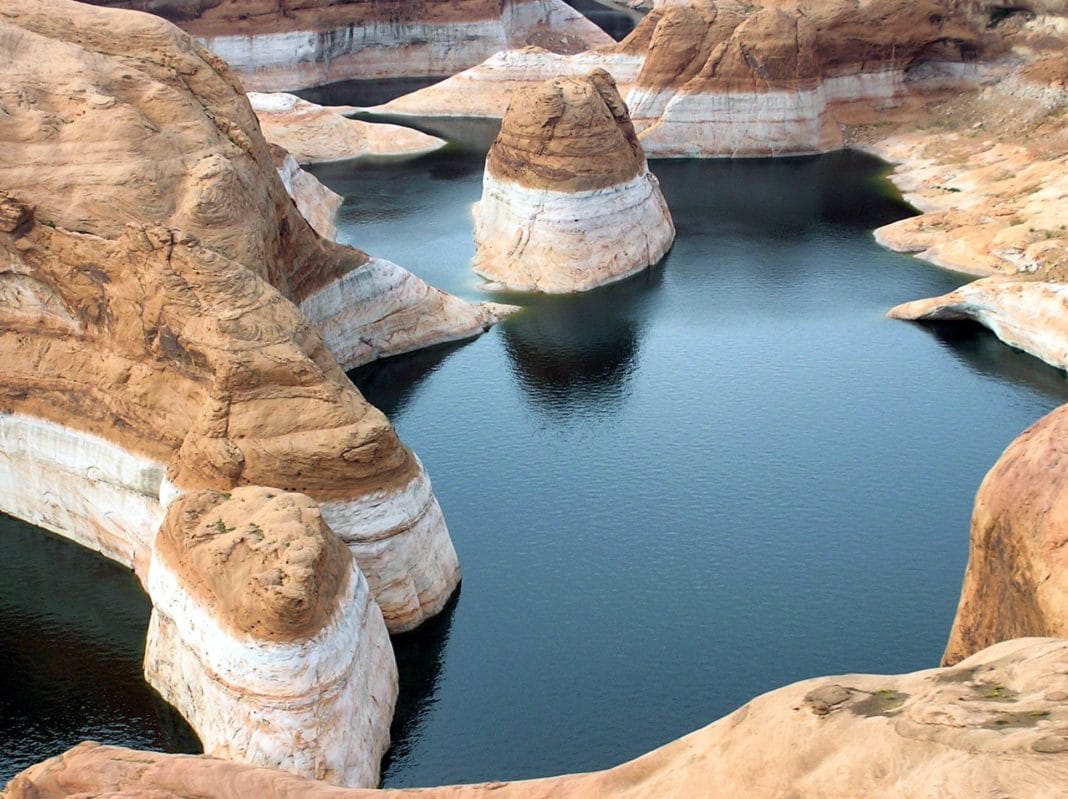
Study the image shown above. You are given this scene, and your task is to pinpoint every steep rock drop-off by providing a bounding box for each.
[80,0,613,91]
[473,69,674,292]
[942,404,1068,666]
[8,637,1068,798]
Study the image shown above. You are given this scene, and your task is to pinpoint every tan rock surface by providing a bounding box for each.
[943,406,1068,666]
[9,637,1068,798]
[156,487,350,642]
[250,93,445,164]
[273,146,344,240]
[0,0,477,629]
[473,70,674,292]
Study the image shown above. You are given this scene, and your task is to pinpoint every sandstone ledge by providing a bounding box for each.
[8,638,1068,798]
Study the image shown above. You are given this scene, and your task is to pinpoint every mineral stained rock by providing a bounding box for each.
[943,405,1068,666]
[0,0,476,631]
[473,70,674,292]
[145,488,398,787]
[82,0,613,92]
[9,637,1068,798]
[251,93,446,165]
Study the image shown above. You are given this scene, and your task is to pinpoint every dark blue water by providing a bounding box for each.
[322,148,1068,787]
[2,146,1067,787]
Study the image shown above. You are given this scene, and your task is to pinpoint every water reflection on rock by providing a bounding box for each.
[497,266,665,418]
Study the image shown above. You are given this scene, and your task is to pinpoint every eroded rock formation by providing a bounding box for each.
[473,70,674,292]
[251,93,446,164]
[82,0,613,91]
[273,146,344,240]
[145,487,397,786]
[9,637,1068,797]
[0,0,480,634]
[942,406,1068,666]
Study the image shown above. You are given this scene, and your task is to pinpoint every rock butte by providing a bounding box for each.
[145,487,398,787]
[942,405,1068,667]
[473,69,674,292]
[81,0,613,92]
[250,93,446,165]
[8,638,1068,797]
[0,0,525,780]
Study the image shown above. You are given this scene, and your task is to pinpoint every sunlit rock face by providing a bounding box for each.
[145,487,398,787]
[273,147,344,240]
[80,0,613,91]
[941,405,1068,666]
[473,69,674,292]
[0,0,477,630]
[250,93,446,165]
[11,638,1068,797]
[381,0,1038,157]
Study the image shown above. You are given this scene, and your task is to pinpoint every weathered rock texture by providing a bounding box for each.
[9,637,1068,798]
[145,487,397,787]
[943,406,1068,666]
[877,44,1068,367]
[83,0,613,92]
[0,0,486,635]
[473,70,674,292]
[274,146,344,240]
[381,0,1066,157]
[251,93,445,164]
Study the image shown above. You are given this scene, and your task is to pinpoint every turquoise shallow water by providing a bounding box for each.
[2,148,1067,787]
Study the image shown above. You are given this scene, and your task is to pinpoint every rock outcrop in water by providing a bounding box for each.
[251,93,446,165]
[273,146,344,240]
[145,488,397,787]
[942,405,1068,666]
[82,0,613,92]
[9,637,1068,797]
[473,70,674,292]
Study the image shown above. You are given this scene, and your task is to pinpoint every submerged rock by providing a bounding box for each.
[9,638,1068,797]
[942,405,1068,666]
[473,70,674,292]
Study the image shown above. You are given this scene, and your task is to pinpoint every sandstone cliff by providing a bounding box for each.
[943,406,1068,666]
[81,0,613,91]
[473,69,674,292]
[8,637,1068,797]
[0,0,484,629]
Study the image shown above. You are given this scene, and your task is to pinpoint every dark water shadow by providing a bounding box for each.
[564,0,642,40]
[349,340,473,419]
[912,319,1068,401]
[0,517,200,782]
[296,77,445,108]
[380,588,461,783]
[349,112,502,154]
[495,264,667,418]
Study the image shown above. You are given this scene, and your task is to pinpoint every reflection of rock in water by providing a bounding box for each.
[380,589,460,784]
[296,77,444,108]
[563,0,642,41]
[919,320,1068,401]
[499,267,664,415]
[349,341,468,419]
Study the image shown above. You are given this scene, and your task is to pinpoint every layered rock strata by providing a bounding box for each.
[10,637,1068,797]
[145,488,397,786]
[381,0,1054,157]
[252,93,446,164]
[274,147,344,240]
[473,70,674,292]
[942,406,1068,666]
[0,0,484,629]
[83,0,613,92]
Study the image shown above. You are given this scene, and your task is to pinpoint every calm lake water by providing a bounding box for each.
[2,6,1067,785]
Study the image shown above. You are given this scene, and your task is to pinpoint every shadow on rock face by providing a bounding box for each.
[496,265,666,419]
